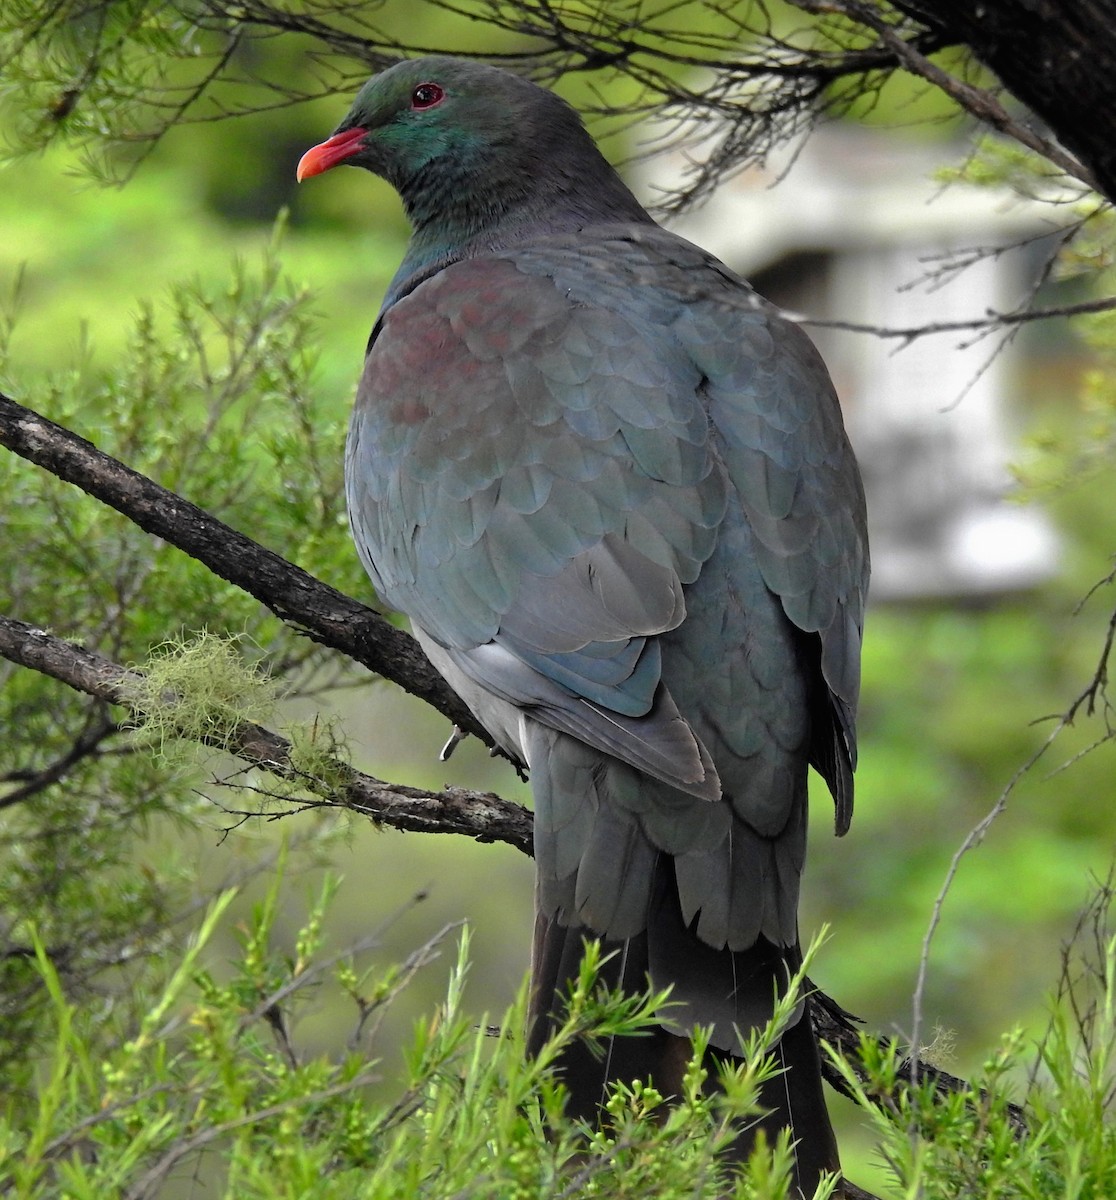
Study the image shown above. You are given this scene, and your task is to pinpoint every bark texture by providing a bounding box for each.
[895,0,1116,201]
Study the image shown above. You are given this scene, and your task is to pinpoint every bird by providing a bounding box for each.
[297,55,868,1197]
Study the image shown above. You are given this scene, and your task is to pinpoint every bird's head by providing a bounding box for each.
[296,56,647,242]
[298,57,576,194]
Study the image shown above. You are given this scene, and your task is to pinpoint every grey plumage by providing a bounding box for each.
[299,55,869,1197]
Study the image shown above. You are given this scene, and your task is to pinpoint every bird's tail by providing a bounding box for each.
[527,908,842,1199]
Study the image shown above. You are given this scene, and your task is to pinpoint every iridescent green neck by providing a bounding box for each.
[383,228,471,309]
[375,102,653,311]
[381,174,651,311]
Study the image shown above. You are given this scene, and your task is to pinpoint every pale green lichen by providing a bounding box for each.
[286,713,353,795]
[919,1022,958,1071]
[130,631,277,756]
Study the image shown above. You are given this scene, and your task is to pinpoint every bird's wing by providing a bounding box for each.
[663,248,869,834]
[349,246,729,796]
[348,226,867,821]
[511,224,867,751]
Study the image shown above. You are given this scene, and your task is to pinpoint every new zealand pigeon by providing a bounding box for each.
[298,56,868,1196]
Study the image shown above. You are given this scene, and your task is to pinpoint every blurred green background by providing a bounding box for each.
[2,15,1114,1190]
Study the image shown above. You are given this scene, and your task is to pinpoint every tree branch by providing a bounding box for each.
[793,0,1097,193]
[889,0,1116,203]
[0,389,497,754]
[0,614,533,853]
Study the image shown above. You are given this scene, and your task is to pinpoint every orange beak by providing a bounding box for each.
[296,127,368,181]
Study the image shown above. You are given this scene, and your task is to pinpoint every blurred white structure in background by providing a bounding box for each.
[643,124,1062,600]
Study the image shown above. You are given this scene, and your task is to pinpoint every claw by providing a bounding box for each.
[439,725,468,762]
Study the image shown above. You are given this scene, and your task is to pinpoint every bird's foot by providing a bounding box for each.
[439,725,469,762]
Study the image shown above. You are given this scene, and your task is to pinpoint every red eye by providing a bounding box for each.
[411,83,444,110]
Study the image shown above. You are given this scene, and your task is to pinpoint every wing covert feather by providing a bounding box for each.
[349,224,868,893]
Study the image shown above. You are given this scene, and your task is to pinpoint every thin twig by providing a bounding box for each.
[0,709,122,810]
[122,1065,385,1200]
[909,716,1071,1085]
[799,292,1116,344]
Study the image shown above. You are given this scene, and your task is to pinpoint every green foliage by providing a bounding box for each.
[0,1,197,159]
[936,133,1079,198]
[834,888,1116,1200]
[0,230,365,1087]
[0,871,829,1199]
[2,4,1116,1197]
[1025,212,1116,492]
[6,871,1116,1198]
